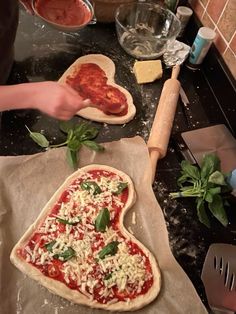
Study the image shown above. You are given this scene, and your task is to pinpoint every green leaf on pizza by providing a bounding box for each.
[54,247,76,261]
[81,181,102,195]
[113,182,128,195]
[45,240,56,252]
[104,273,112,280]
[98,241,119,259]
[95,208,110,232]
[45,241,76,261]
[56,217,81,225]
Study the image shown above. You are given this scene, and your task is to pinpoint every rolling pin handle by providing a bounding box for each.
[171,65,180,80]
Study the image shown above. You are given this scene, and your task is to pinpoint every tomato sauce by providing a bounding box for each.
[35,0,92,26]
[66,63,129,116]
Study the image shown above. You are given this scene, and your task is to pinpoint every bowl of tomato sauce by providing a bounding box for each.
[32,0,96,31]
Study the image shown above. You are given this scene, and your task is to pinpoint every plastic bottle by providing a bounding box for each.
[189,27,216,66]
[176,6,193,37]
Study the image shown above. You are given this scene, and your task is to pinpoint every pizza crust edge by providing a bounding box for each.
[58,54,136,124]
[10,164,161,311]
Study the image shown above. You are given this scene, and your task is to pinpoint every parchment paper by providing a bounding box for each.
[0,136,207,314]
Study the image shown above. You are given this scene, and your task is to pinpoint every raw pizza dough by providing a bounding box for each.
[59,54,136,124]
[10,164,161,311]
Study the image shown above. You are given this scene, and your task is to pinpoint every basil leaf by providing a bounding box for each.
[208,194,228,227]
[54,247,76,261]
[95,208,110,232]
[59,121,74,134]
[66,149,78,169]
[80,127,99,141]
[208,171,227,186]
[196,199,210,228]
[200,154,220,181]
[67,136,82,152]
[26,126,49,148]
[98,241,119,259]
[113,182,128,195]
[45,241,75,261]
[81,181,102,195]
[57,217,81,225]
[67,129,74,142]
[104,273,112,280]
[181,160,200,180]
[82,140,104,152]
[177,173,190,186]
[205,187,221,203]
[74,123,91,139]
[45,240,56,252]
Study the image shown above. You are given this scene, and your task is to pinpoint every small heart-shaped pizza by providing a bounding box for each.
[59,54,136,124]
[11,165,161,311]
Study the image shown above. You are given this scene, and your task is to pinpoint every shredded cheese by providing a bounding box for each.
[21,169,153,304]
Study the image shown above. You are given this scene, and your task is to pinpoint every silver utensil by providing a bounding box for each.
[201,243,236,314]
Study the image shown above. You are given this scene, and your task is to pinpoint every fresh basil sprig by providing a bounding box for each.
[113,182,128,195]
[170,154,232,228]
[98,241,119,259]
[26,122,104,169]
[95,208,110,232]
[81,181,102,195]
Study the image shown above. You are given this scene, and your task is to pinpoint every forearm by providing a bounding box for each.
[0,83,37,111]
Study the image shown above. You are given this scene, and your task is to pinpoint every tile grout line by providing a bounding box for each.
[203,11,229,54]
[215,0,229,25]
[228,29,236,46]
[196,0,205,20]
[202,0,232,55]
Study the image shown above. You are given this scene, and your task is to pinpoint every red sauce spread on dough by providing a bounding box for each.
[18,169,154,304]
[35,0,92,26]
[66,63,129,116]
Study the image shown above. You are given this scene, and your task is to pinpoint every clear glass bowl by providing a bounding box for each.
[115,2,181,59]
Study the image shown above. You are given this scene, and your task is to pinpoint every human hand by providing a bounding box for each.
[28,81,90,120]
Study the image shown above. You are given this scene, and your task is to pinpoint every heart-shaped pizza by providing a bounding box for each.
[10,165,161,311]
[59,54,136,124]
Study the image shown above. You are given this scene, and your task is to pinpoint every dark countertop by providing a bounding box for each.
[1,8,236,310]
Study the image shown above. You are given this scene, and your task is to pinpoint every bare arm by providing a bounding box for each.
[0,81,89,120]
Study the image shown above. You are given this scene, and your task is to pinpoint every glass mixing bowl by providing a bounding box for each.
[115,2,181,59]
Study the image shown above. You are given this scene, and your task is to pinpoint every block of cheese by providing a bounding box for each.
[133,60,163,84]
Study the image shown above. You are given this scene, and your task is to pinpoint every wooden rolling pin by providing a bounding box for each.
[147,65,181,183]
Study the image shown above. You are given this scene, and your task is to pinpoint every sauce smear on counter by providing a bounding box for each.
[35,0,92,26]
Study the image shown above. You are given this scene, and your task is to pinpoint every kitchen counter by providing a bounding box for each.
[1,8,236,310]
